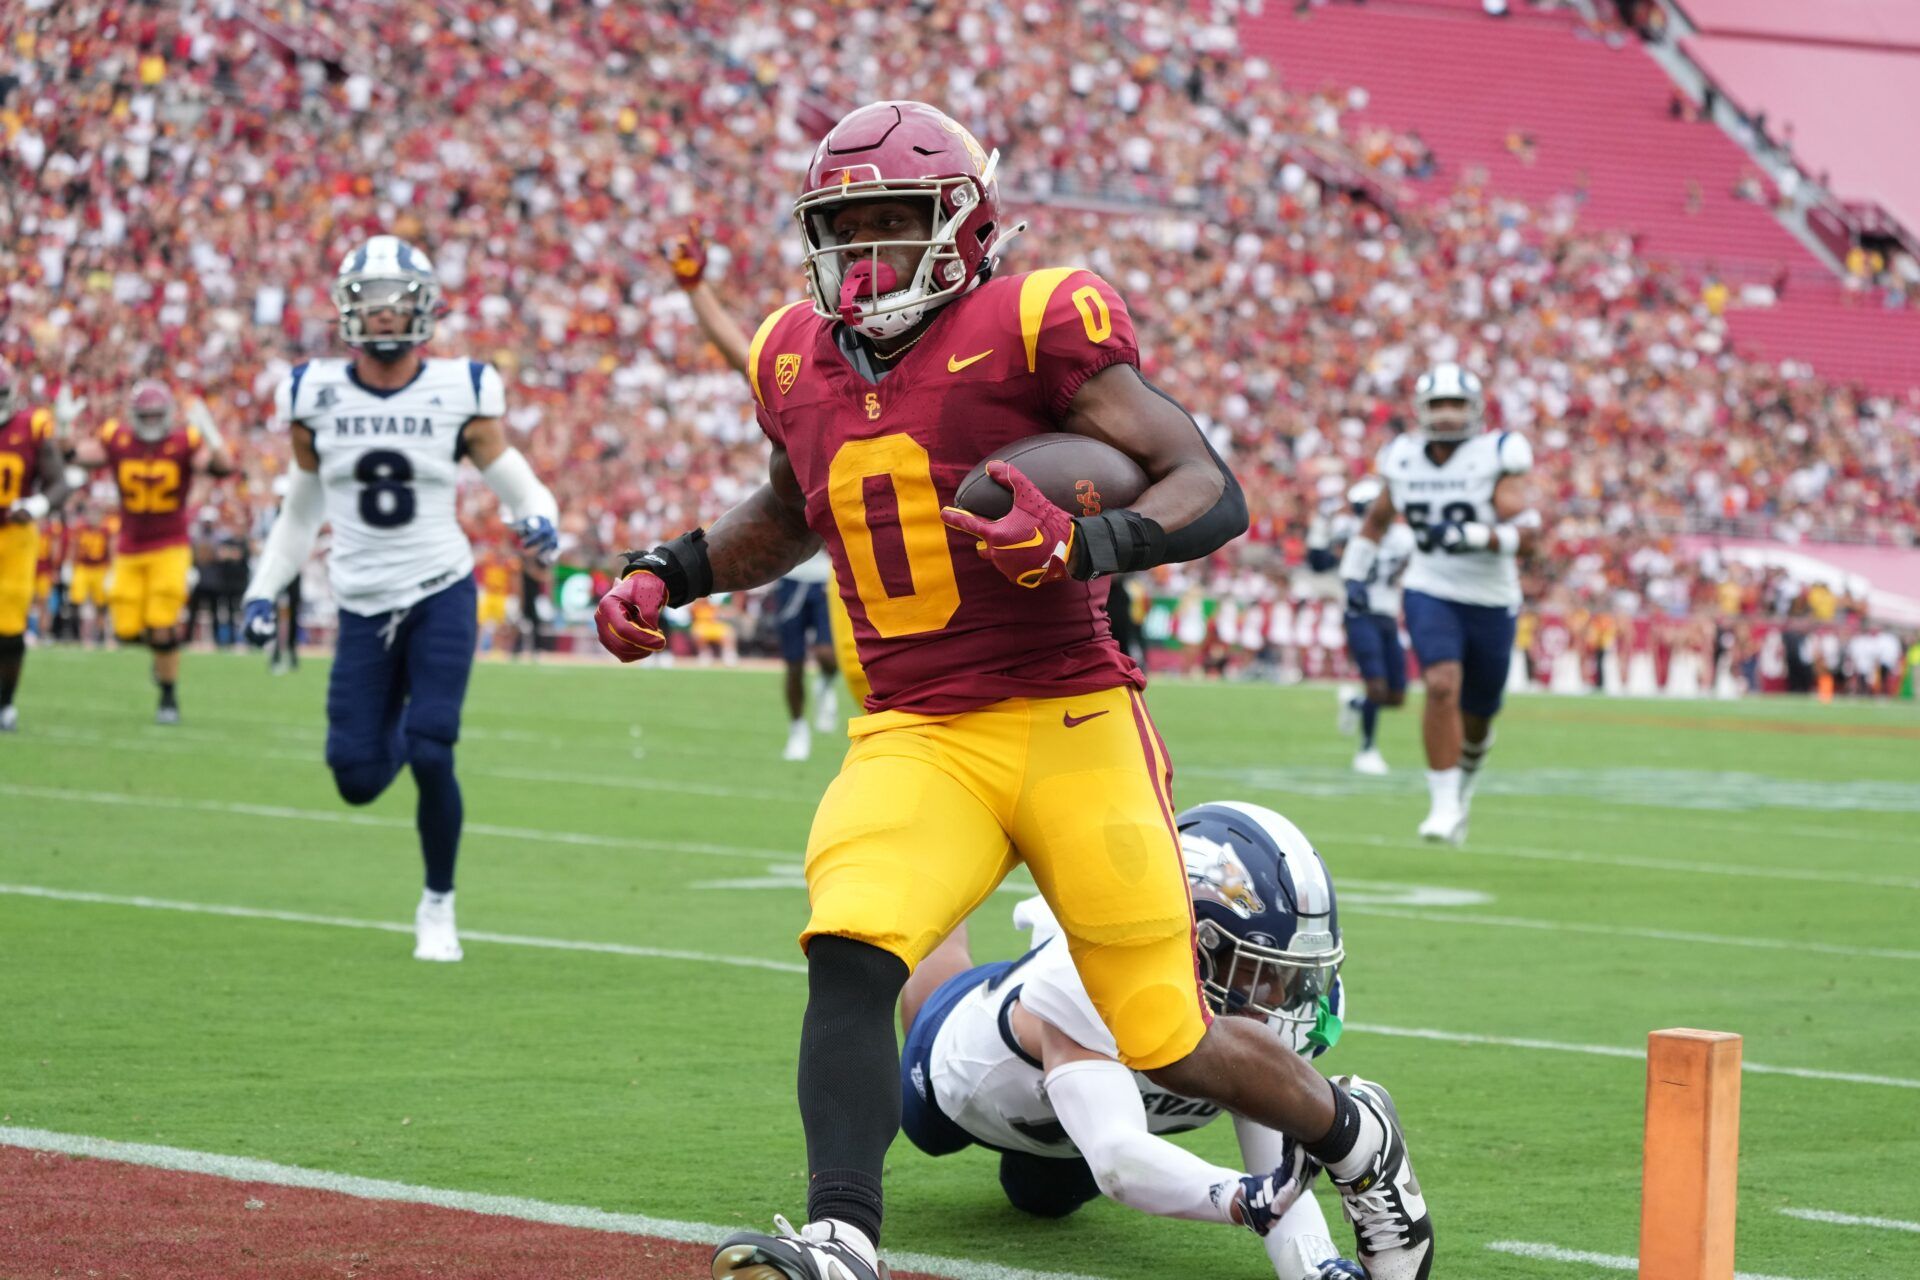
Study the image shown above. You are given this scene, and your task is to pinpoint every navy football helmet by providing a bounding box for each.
[1178,801,1343,1033]
[331,235,441,362]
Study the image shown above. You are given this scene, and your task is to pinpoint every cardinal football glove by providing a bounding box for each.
[940,460,1077,589]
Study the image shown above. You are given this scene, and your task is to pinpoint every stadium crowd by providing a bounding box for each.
[3,0,1915,677]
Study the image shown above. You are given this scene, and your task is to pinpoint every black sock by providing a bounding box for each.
[158,681,178,708]
[0,635,21,709]
[1359,699,1380,749]
[799,936,908,1245]
[1304,1077,1362,1167]
[409,737,462,895]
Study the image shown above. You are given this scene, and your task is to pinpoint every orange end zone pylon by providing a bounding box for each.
[1639,1028,1742,1280]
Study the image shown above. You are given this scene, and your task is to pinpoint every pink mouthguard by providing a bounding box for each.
[837,260,900,323]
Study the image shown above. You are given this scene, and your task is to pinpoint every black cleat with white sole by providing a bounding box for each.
[1329,1076,1434,1280]
[712,1215,889,1280]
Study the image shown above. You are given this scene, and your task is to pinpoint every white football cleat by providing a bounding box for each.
[0,704,17,733]
[1416,803,1467,846]
[712,1215,888,1280]
[155,704,181,726]
[1331,1078,1434,1280]
[783,719,812,762]
[1335,684,1360,736]
[1352,748,1389,776]
[413,891,462,962]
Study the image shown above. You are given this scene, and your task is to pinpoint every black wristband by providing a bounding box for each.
[618,527,712,607]
[1070,510,1167,580]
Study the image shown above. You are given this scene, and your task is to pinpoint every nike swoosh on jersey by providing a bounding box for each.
[1062,710,1109,728]
[947,349,994,373]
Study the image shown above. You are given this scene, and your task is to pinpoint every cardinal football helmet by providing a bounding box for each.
[1179,801,1343,1038]
[1413,362,1485,441]
[795,101,1018,341]
[128,379,177,442]
[331,235,441,361]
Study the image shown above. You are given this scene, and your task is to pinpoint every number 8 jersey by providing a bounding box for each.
[1379,429,1533,610]
[276,357,505,615]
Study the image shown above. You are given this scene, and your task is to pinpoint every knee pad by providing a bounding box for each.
[406,732,456,777]
[148,631,181,653]
[332,760,394,806]
[999,1151,1101,1219]
[0,632,24,658]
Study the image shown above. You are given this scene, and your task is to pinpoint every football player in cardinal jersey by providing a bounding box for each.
[1311,478,1415,775]
[897,801,1371,1280]
[239,235,561,963]
[0,357,74,731]
[70,379,236,724]
[594,101,1432,1280]
[1341,364,1537,844]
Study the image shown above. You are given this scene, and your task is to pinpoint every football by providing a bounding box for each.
[952,433,1149,521]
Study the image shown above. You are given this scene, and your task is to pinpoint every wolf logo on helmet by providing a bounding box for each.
[1179,802,1343,1032]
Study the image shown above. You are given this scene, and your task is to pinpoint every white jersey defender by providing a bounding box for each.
[1379,428,1532,610]
[276,357,506,615]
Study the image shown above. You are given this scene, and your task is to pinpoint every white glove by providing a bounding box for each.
[54,384,87,430]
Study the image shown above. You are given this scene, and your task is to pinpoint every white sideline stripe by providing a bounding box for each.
[1485,1240,1809,1280]
[0,783,789,863]
[1319,828,1920,892]
[1345,905,1920,962]
[0,883,808,974]
[1780,1207,1920,1233]
[1350,1022,1920,1090]
[9,882,1918,1091]
[0,1127,1106,1280]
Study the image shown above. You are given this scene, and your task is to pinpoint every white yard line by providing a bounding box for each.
[8,882,1917,1091]
[0,782,789,862]
[1344,905,1920,962]
[1318,829,1920,891]
[0,1126,1106,1280]
[0,883,807,974]
[1779,1207,1920,1233]
[1485,1240,1811,1280]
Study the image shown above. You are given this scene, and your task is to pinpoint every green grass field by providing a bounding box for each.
[3,646,1917,1278]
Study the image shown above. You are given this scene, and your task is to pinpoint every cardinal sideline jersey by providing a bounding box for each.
[918,897,1341,1161]
[99,420,205,553]
[278,358,505,615]
[748,267,1145,716]
[1380,430,1532,609]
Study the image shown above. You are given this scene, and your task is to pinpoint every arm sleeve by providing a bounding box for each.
[1044,1058,1242,1225]
[481,446,559,524]
[1030,269,1140,417]
[243,468,325,602]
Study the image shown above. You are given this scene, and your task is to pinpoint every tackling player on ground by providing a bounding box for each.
[70,379,237,724]
[0,358,74,732]
[1309,478,1415,774]
[1341,364,1536,844]
[596,102,1432,1280]
[240,236,561,962]
[899,801,1365,1280]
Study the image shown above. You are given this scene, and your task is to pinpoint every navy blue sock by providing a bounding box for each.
[1359,699,1380,750]
[409,735,462,894]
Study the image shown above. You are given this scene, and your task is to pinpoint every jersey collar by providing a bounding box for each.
[347,361,429,400]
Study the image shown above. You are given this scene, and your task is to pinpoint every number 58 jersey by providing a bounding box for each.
[277,357,505,615]
[1380,429,1532,610]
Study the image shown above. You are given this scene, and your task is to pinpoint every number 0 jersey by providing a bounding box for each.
[749,267,1146,716]
[277,358,505,615]
[1380,430,1533,610]
[0,407,55,511]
